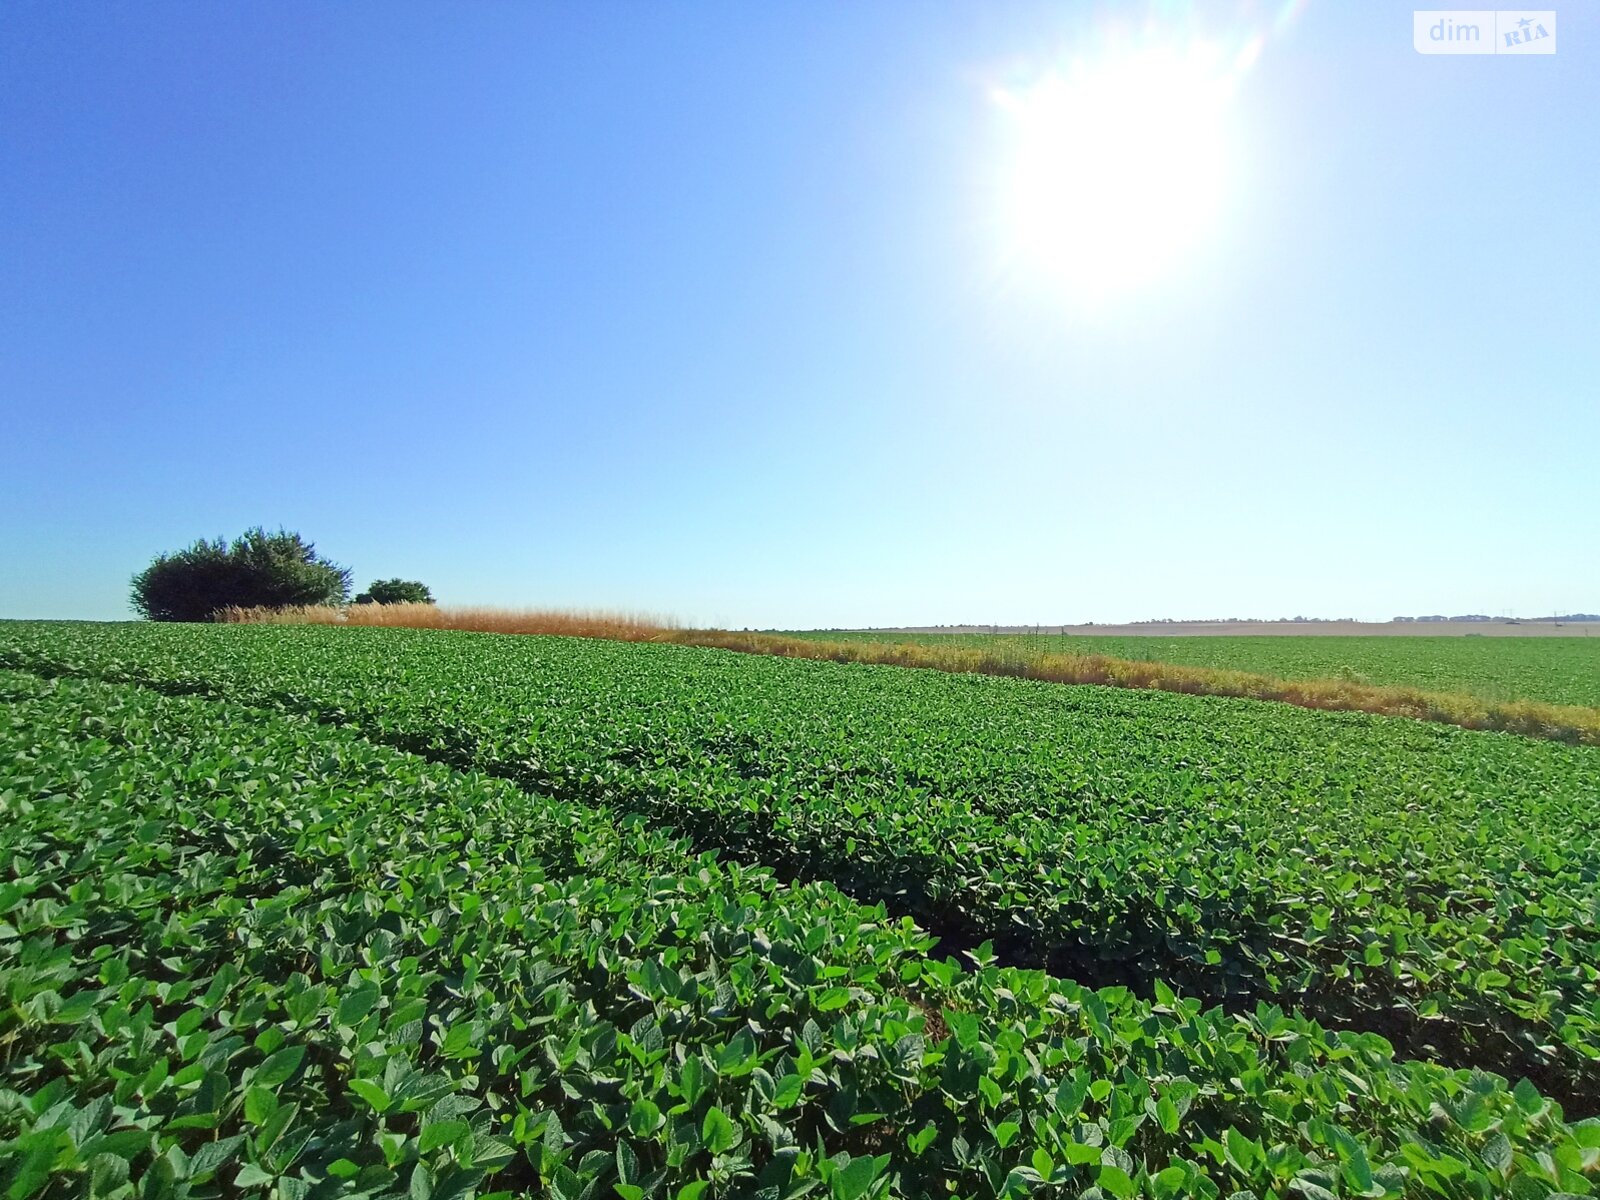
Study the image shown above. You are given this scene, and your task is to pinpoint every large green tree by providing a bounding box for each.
[130,528,352,621]
[353,578,435,605]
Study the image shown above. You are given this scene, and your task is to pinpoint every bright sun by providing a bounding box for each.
[995,46,1236,299]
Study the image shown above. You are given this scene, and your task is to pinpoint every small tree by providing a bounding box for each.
[353,578,435,606]
[131,528,352,621]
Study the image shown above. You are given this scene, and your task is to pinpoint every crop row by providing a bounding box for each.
[3,667,1598,1199]
[3,622,1599,1113]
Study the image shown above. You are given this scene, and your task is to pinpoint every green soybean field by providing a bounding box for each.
[793,632,1600,710]
[4,620,1600,1200]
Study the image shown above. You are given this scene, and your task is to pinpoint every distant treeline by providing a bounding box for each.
[1394,614,1600,623]
[884,614,1600,630]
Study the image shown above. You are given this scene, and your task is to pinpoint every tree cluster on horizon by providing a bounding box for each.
[131,528,432,622]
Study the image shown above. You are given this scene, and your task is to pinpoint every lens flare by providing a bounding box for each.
[994,44,1235,299]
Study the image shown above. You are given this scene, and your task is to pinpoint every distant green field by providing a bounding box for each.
[796,631,1600,708]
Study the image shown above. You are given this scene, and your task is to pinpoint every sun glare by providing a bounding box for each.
[995,45,1237,299]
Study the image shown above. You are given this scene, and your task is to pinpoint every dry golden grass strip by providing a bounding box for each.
[220,602,675,642]
[219,605,1600,746]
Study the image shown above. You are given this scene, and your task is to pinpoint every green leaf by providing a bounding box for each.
[1098,1165,1136,1199]
[773,1073,805,1109]
[1513,1078,1544,1114]
[1157,1095,1180,1135]
[815,988,852,1012]
[1482,1132,1512,1174]
[716,1031,756,1074]
[1226,1127,1261,1174]
[615,1141,638,1186]
[243,1087,278,1127]
[88,1154,131,1196]
[549,1169,583,1200]
[189,1134,245,1180]
[702,1107,738,1155]
[80,1130,150,1161]
[1571,1120,1600,1150]
[234,1162,275,1189]
[349,1079,391,1113]
[1340,1142,1375,1195]
[255,1045,305,1088]
[830,1155,885,1200]
[1153,1166,1190,1200]
[421,1120,470,1155]
[337,985,381,1027]
[628,1100,664,1137]
[679,1056,705,1105]
[1061,1141,1101,1166]
[441,1023,480,1060]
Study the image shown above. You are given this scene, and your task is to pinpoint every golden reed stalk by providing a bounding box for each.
[218,604,1600,746]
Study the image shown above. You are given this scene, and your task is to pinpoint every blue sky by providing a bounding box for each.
[3,2,1595,628]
